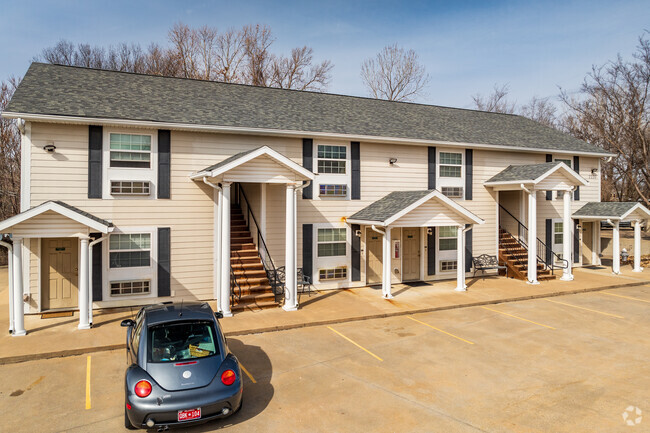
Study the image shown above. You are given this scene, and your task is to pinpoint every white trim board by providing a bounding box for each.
[0,201,113,234]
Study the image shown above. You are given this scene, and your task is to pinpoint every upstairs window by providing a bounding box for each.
[317,145,347,174]
[554,158,571,168]
[109,233,151,268]
[111,181,151,196]
[110,133,151,168]
[319,184,347,197]
[441,186,463,198]
[317,228,347,257]
[439,152,462,178]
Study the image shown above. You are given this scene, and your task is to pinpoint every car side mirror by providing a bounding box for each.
[121,319,135,327]
[215,312,223,319]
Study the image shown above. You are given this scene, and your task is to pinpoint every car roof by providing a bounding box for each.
[143,302,216,326]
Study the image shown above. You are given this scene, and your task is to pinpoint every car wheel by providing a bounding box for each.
[125,405,136,430]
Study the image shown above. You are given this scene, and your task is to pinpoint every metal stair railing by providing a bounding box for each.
[499,204,568,275]
[234,183,285,302]
[230,266,242,304]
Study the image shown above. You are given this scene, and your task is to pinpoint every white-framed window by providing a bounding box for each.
[319,267,348,281]
[554,222,563,245]
[440,260,458,272]
[439,152,463,178]
[554,158,571,168]
[317,145,347,173]
[110,280,151,296]
[109,233,151,268]
[111,181,151,196]
[319,184,347,197]
[441,186,463,198]
[317,228,347,257]
[438,226,458,251]
[109,133,152,168]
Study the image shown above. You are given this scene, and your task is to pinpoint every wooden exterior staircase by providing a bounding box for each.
[498,229,556,281]
[230,205,280,311]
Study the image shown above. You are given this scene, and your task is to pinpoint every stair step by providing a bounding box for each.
[231,243,256,251]
[231,237,254,245]
[235,276,270,286]
[233,269,267,278]
[231,300,279,312]
[234,284,275,295]
[232,231,252,237]
[231,262,264,271]
[233,292,276,303]
[231,250,258,258]
[231,256,262,264]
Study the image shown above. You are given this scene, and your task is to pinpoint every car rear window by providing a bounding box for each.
[147,321,219,363]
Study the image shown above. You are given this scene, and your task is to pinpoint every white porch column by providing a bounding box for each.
[214,186,222,301]
[220,182,233,317]
[283,184,298,311]
[633,220,643,272]
[612,220,621,275]
[527,189,539,284]
[560,190,573,281]
[382,226,393,298]
[12,238,26,336]
[78,237,90,330]
[455,225,466,291]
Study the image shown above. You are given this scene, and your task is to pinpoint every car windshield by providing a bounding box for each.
[148,321,219,363]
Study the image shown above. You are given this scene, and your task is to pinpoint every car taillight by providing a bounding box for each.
[134,380,152,398]
[221,369,236,386]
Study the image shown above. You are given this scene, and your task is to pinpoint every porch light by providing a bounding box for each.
[355,229,362,237]
[43,143,56,153]
[389,157,397,165]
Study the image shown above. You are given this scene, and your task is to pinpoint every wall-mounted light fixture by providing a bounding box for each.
[389,158,397,165]
[427,228,432,235]
[591,168,598,175]
[355,229,362,237]
[43,143,56,153]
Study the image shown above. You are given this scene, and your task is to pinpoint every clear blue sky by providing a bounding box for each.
[1,0,647,108]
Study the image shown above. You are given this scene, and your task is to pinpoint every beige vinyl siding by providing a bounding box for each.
[12,211,91,238]
[29,238,39,307]
[392,201,468,227]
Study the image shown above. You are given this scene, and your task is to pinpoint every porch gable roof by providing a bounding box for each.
[346,189,484,226]
[573,202,650,221]
[190,145,314,181]
[0,200,114,234]
[484,161,588,187]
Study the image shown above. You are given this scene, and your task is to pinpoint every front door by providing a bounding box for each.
[366,228,383,284]
[402,228,420,280]
[582,222,593,265]
[41,238,79,310]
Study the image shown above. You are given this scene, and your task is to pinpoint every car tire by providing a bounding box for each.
[125,406,136,430]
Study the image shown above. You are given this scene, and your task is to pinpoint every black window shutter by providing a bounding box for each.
[573,220,580,263]
[88,126,103,198]
[428,147,436,189]
[158,228,171,297]
[302,224,313,281]
[351,141,360,200]
[465,149,473,200]
[573,156,580,201]
[545,154,553,200]
[545,219,552,264]
[351,224,361,281]
[302,139,313,199]
[158,130,171,199]
[427,227,436,275]
[90,232,103,302]
[465,225,473,272]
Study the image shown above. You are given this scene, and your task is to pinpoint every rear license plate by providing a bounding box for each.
[178,408,201,422]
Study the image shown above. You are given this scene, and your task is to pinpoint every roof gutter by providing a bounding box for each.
[0,112,616,158]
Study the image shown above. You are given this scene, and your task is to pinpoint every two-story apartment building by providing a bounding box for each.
[2,63,649,336]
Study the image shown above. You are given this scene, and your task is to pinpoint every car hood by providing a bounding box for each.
[146,355,223,391]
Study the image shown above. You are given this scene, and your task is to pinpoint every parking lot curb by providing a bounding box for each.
[1,280,646,365]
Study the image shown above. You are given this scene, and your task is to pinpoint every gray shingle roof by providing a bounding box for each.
[201,147,262,172]
[486,162,562,183]
[51,200,113,227]
[5,63,610,155]
[349,190,432,222]
[573,202,638,218]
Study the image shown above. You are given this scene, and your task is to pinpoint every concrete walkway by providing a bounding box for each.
[1,265,649,364]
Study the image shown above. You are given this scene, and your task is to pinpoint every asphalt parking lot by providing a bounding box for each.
[2,286,649,433]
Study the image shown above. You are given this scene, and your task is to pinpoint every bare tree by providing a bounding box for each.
[361,44,429,101]
[215,28,247,83]
[0,78,21,221]
[269,46,333,91]
[561,33,650,204]
[168,22,201,79]
[471,84,516,114]
[243,24,274,87]
[520,96,557,127]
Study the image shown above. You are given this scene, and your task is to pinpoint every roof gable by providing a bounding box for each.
[573,202,650,220]
[0,201,113,234]
[485,162,588,187]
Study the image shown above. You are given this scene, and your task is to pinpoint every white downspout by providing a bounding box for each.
[0,240,14,334]
[87,236,108,327]
[606,219,621,274]
[203,177,223,304]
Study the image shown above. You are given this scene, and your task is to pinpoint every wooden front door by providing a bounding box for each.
[582,222,593,265]
[402,228,420,281]
[366,229,383,284]
[41,238,79,310]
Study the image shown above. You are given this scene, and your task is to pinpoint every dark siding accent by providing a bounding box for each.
[465,149,473,200]
[427,227,436,275]
[545,219,553,265]
[351,224,361,281]
[302,139,313,199]
[303,224,313,281]
[545,154,553,200]
[428,147,436,190]
[573,220,580,263]
[88,125,103,198]
[351,141,360,200]
[158,130,171,199]
[158,228,171,297]
[573,156,580,201]
[90,232,103,302]
[465,225,473,272]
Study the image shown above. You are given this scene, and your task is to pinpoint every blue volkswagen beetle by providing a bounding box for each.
[121,302,243,430]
